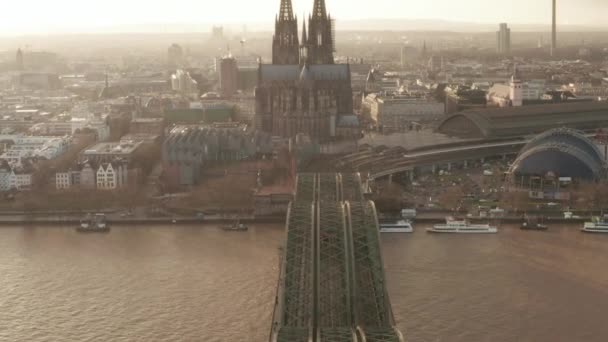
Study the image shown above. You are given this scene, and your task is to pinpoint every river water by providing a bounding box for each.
[1,224,607,342]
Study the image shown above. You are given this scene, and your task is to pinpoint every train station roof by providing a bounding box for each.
[438,101,608,139]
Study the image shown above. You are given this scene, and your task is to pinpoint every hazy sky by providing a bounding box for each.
[2,0,608,34]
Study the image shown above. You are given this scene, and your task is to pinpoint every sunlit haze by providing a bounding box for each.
[3,0,608,34]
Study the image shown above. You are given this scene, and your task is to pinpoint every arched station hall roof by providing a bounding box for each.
[509,128,606,180]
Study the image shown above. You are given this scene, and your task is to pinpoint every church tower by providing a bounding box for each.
[510,65,523,107]
[306,0,334,64]
[272,0,300,64]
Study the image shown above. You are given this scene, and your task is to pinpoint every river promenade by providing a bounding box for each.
[0,210,284,225]
[0,208,594,226]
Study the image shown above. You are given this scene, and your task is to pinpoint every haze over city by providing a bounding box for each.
[4,0,608,341]
[3,0,608,34]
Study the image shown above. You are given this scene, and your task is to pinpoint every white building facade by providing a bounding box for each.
[367,95,444,130]
[96,163,128,190]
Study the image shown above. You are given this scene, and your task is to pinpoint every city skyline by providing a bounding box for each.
[2,0,608,35]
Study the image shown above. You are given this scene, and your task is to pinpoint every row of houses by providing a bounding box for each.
[55,160,132,191]
[0,161,33,191]
[0,169,32,191]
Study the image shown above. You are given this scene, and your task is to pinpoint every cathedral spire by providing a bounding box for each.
[306,0,334,64]
[272,0,299,64]
[300,20,308,63]
[279,0,295,21]
[312,0,327,19]
[302,20,308,44]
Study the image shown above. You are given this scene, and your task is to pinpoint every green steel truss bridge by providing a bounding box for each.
[270,173,404,342]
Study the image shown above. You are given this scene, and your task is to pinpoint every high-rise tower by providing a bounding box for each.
[272,0,300,64]
[551,0,557,56]
[15,48,24,71]
[497,23,511,54]
[306,0,335,64]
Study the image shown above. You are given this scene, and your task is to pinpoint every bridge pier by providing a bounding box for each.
[447,162,452,171]
[463,160,468,169]
[431,164,437,174]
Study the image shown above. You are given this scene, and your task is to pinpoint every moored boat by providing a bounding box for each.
[582,215,608,233]
[380,220,414,233]
[521,215,548,231]
[222,220,248,231]
[428,217,497,234]
[77,213,110,233]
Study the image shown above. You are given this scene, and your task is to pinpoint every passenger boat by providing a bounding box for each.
[427,217,497,234]
[79,214,91,230]
[77,213,110,233]
[582,215,608,233]
[222,220,248,231]
[379,220,414,233]
[521,215,548,231]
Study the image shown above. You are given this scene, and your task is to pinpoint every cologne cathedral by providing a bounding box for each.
[255,0,353,141]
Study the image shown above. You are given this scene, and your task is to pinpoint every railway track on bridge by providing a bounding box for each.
[270,173,404,342]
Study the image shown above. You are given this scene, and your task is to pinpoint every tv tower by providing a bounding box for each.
[551,0,557,56]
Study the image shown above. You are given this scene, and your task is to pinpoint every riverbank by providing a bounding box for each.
[0,212,286,226]
[0,209,594,226]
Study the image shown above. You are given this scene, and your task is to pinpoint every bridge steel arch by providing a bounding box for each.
[341,173,363,202]
[272,173,403,342]
[296,173,318,202]
[316,200,356,341]
[272,177,317,342]
[346,200,404,342]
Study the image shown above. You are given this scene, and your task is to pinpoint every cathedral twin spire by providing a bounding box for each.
[312,0,327,19]
[273,0,334,65]
[279,0,295,21]
[272,0,300,64]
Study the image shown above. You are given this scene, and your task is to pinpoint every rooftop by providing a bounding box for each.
[259,64,350,82]
[82,142,142,155]
[439,101,608,139]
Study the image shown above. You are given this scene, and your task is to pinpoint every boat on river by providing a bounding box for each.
[222,220,248,232]
[521,215,548,231]
[77,213,110,233]
[380,220,414,233]
[428,217,497,234]
[582,215,608,233]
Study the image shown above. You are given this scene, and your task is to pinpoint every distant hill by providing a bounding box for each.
[1,18,607,42]
[333,19,608,32]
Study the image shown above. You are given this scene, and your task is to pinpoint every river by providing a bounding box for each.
[0,224,607,341]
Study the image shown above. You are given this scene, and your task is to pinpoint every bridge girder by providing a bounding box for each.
[273,173,403,342]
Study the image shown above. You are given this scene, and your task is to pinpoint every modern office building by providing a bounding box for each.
[167,44,184,68]
[219,56,238,98]
[497,23,511,54]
